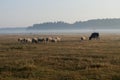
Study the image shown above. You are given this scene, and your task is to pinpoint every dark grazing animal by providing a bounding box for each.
[38,37,46,43]
[89,32,100,40]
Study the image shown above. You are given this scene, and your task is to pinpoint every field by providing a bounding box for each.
[0,34,120,80]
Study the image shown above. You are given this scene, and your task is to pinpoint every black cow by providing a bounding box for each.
[89,32,100,40]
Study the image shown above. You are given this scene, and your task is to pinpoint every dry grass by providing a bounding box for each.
[0,34,120,80]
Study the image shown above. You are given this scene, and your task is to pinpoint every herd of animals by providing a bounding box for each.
[18,36,61,43]
[18,32,100,43]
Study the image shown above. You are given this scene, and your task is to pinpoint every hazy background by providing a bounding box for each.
[0,0,120,28]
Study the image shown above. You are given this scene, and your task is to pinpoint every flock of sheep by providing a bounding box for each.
[18,36,87,43]
[18,36,62,43]
[18,32,100,43]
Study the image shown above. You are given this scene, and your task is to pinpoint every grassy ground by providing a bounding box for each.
[0,34,120,80]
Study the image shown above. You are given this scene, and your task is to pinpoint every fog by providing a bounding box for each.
[0,28,120,34]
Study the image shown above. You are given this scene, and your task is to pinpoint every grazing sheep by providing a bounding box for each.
[32,38,38,43]
[18,38,24,43]
[18,36,62,44]
[80,36,86,41]
[55,37,61,42]
[51,38,58,43]
[18,38,27,43]
[26,38,32,43]
[18,38,22,42]
[18,38,32,43]
[46,37,53,42]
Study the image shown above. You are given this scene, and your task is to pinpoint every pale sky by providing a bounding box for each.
[0,0,120,28]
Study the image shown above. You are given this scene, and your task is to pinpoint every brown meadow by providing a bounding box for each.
[0,33,120,80]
